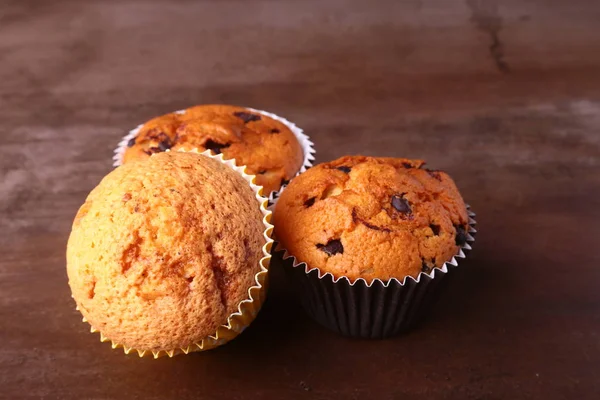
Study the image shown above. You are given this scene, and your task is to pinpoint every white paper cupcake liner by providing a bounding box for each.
[273,206,477,338]
[76,149,274,358]
[111,106,315,206]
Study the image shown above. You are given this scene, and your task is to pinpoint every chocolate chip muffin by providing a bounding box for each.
[273,155,469,282]
[67,151,268,353]
[121,105,304,195]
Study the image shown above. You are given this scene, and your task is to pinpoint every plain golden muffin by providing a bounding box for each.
[122,104,304,194]
[273,155,469,281]
[67,152,266,352]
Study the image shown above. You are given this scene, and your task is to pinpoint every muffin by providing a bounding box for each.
[116,104,309,195]
[67,151,273,357]
[273,155,476,338]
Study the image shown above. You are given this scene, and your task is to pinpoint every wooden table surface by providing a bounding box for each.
[1,0,600,399]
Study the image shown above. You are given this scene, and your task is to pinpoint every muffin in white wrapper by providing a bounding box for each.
[112,105,315,206]
[68,149,274,358]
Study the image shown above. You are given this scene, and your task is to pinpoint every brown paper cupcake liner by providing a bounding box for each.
[112,107,315,206]
[76,149,274,358]
[274,206,477,339]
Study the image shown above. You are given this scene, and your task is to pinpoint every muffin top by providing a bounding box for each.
[273,155,469,282]
[121,104,304,195]
[67,152,266,351]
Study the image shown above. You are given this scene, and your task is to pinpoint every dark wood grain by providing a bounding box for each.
[1,0,600,399]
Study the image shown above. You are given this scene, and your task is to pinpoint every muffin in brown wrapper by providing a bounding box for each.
[272,155,476,338]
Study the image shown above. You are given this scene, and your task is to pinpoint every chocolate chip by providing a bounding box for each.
[391,194,411,214]
[143,147,162,156]
[316,239,344,256]
[430,224,441,235]
[336,166,351,173]
[233,111,261,123]
[402,162,412,168]
[304,197,316,207]
[455,225,468,246]
[421,258,436,273]
[270,128,280,134]
[204,139,230,155]
[158,138,172,151]
[127,137,136,147]
[421,262,431,273]
[426,169,443,181]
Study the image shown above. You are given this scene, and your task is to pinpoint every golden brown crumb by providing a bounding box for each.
[273,155,468,281]
[122,104,304,194]
[67,152,266,351]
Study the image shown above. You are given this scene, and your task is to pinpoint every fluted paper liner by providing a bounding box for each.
[274,206,477,338]
[112,106,315,205]
[75,149,274,358]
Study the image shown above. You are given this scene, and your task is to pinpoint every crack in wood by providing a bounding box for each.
[466,0,510,74]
